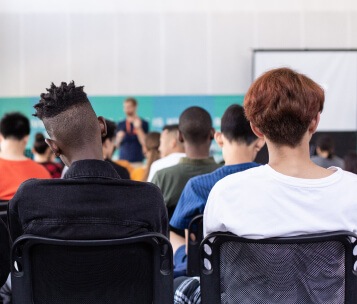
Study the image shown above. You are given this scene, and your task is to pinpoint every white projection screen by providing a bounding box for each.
[253,50,357,132]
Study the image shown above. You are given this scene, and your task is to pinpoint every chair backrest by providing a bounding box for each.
[187,214,203,276]
[200,231,357,304]
[0,201,8,212]
[11,233,173,304]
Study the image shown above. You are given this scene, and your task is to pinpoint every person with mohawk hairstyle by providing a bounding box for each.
[8,81,168,243]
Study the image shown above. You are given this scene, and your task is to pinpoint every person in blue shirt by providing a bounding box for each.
[170,104,265,276]
[116,97,149,163]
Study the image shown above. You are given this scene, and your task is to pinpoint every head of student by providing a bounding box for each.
[33,81,107,167]
[0,112,30,143]
[159,124,184,157]
[123,97,137,117]
[178,106,214,148]
[244,67,324,148]
[215,104,264,160]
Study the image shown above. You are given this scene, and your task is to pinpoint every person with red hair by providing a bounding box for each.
[174,68,357,303]
[205,67,357,238]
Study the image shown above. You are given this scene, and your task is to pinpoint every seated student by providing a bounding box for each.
[174,68,357,303]
[0,113,51,201]
[131,132,161,181]
[8,81,168,242]
[151,107,220,221]
[170,104,264,274]
[102,119,130,179]
[147,124,186,182]
[311,135,344,169]
[32,132,64,178]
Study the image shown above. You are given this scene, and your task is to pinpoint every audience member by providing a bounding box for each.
[175,67,357,304]
[131,132,161,181]
[0,113,51,201]
[344,150,357,174]
[116,97,149,163]
[147,124,186,182]
[32,133,63,178]
[205,68,357,237]
[170,104,264,266]
[151,106,220,221]
[8,82,168,243]
[102,119,130,179]
[311,135,344,168]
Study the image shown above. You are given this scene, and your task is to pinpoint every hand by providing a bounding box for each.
[116,130,126,146]
[133,117,142,129]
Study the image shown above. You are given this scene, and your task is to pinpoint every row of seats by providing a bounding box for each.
[8,222,357,303]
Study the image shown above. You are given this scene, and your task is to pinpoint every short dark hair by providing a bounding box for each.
[102,119,116,143]
[244,68,324,147]
[33,133,48,154]
[221,104,257,144]
[179,106,213,144]
[162,124,179,133]
[124,97,137,107]
[34,81,90,119]
[0,112,30,140]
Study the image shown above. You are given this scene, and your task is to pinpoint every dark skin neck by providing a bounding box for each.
[184,141,211,159]
[65,146,104,166]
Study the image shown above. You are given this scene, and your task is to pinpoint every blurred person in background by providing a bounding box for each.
[311,135,344,168]
[147,124,186,182]
[0,112,50,201]
[102,119,130,179]
[32,133,63,178]
[131,132,161,181]
[116,97,149,164]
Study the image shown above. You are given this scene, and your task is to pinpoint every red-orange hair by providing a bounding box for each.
[244,68,324,147]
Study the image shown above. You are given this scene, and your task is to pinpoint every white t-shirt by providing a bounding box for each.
[147,152,186,182]
[204,165,357,239]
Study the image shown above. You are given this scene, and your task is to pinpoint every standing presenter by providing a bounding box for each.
[116,97,149,163]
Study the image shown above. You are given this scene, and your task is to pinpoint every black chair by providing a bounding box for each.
[11,233,173,304]
[0,218,10,287]
[0,202,8,212]
[200,231,357,304]
[187,214,203,277]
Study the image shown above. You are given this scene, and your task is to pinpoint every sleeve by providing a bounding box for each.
[203,182,226,237]
[170,179,204,230]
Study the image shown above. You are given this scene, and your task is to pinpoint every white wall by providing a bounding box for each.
[1,0,357,96]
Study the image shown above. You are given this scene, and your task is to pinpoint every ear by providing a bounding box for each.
[23,135,29,145]
[250,122,264,139]
[178,130,184,143]
[98,116,107,138]
[308,112,320,134]
[214,132,224,148]
[45,138,61,157]
[210,128,215,140]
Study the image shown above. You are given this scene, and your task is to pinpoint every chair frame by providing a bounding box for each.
[12,233,173,304]
[187,214,204,276]
[200,231,357,304]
